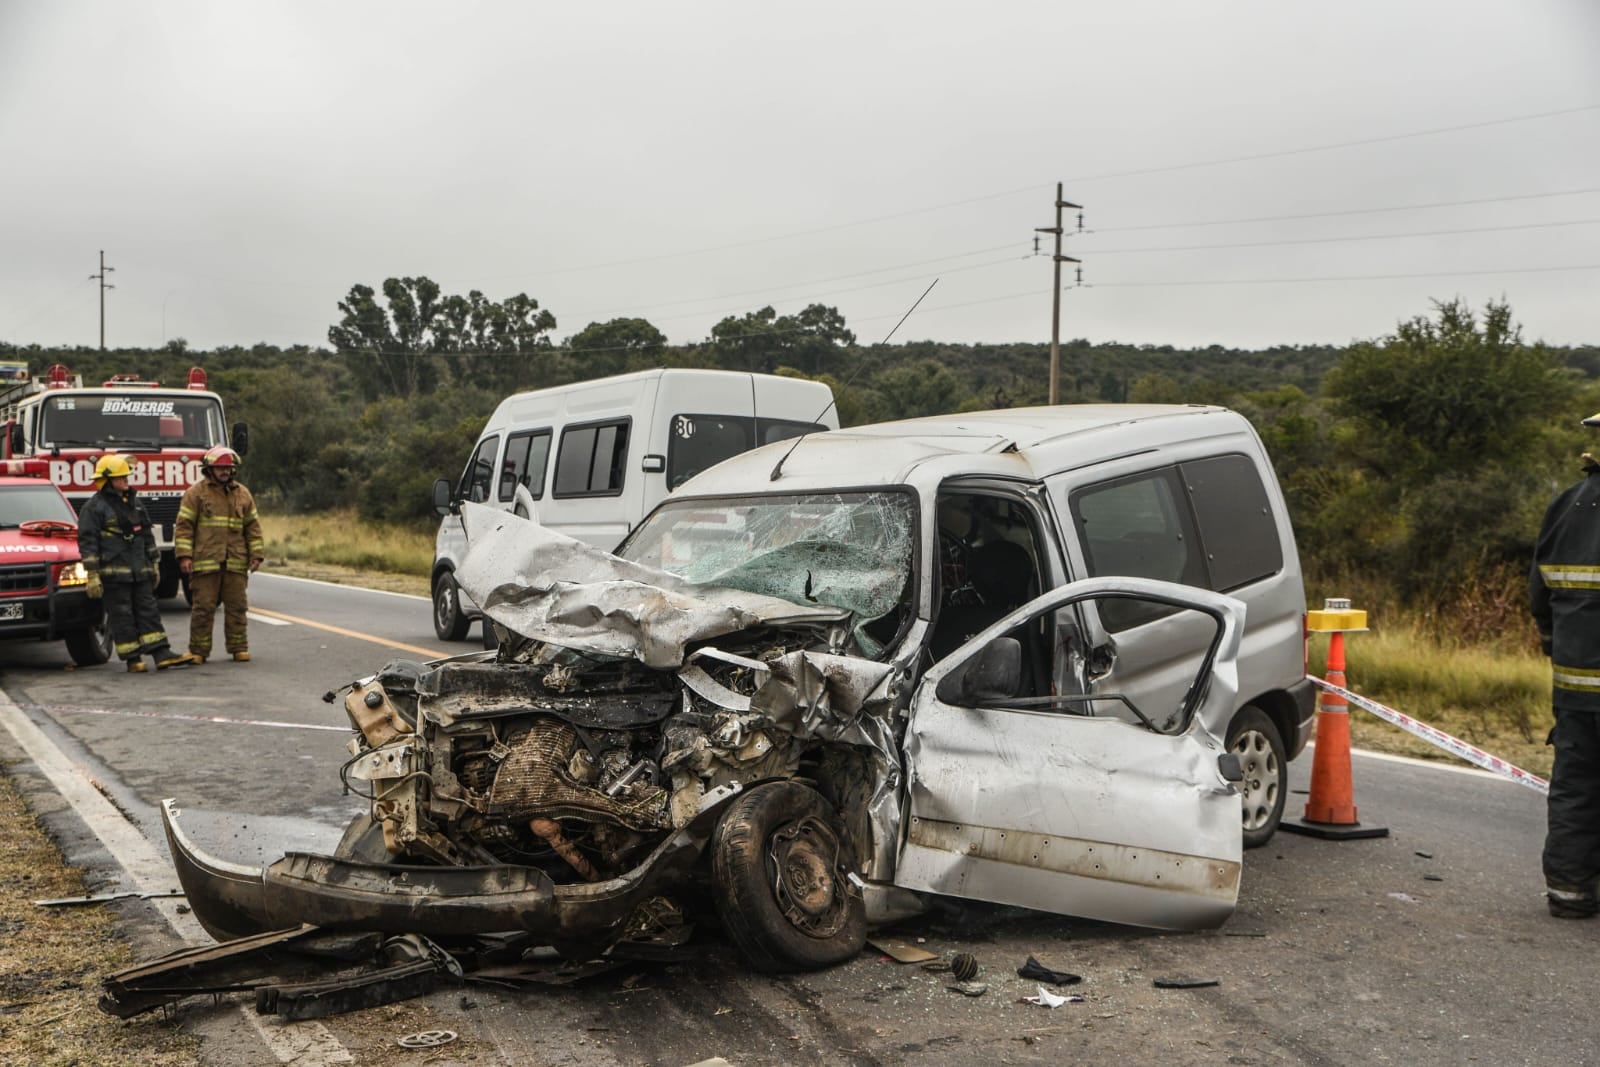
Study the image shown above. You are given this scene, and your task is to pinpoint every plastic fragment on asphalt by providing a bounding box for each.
[1153,977,1220,989]
[1017,955,1082,985]
[1423,874,1444,882]
[868,937,939,963]
[946,981,988,996]
[1387,892,1421,903]
[1022,985,1084,1007]
[1415,851,1433,859]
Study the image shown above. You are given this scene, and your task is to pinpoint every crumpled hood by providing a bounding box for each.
[454,504,847,669]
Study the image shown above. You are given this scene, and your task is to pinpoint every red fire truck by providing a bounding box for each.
[0,363,247,599]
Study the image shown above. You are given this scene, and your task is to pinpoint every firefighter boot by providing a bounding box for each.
[155,651,199,670]
[232,651,251,663]
[126,660,148,674]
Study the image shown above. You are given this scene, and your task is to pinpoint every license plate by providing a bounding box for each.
[0,602,23,620]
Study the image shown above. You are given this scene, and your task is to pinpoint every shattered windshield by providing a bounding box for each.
[619,490,916,647]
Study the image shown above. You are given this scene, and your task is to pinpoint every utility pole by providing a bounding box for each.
[1034,184,1082,404]
[89,250,115,351]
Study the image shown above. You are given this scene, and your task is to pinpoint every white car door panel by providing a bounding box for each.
[897,577,1245,930]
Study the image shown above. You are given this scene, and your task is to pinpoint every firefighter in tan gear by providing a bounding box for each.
[176,446,264,662]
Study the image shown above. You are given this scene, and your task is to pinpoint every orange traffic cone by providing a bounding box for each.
[1282,604,1388,840]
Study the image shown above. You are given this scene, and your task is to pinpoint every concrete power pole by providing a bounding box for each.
[1034,184,1082,404]
[89,250,115,351]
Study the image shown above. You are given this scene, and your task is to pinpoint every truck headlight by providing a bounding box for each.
[56,562,88,587]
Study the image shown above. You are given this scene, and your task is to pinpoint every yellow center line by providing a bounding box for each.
[249,607,444,659]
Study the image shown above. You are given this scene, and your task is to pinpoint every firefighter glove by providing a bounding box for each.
[85,572,102,600]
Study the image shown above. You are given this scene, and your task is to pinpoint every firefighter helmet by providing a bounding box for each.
[201,446,240,472]
[92,453,133,487]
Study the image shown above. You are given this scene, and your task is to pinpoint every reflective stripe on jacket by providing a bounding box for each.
[174,478,264,574]
[76,486,161,583]
[1531,465,1600,711]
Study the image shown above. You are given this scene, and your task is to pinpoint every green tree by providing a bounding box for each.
[709,304,854,375]
[436,290,558,394]
[328,278,444,400]
[567,317,667,378]
[329,278,558,399]
[1319,298,1564,594]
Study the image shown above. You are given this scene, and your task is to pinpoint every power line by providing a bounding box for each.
[1082,217,1600,256]
[1091,185,1600,233]
[473,103,1600,283]
[1092,263,1600,288]
[566,242,1023,322]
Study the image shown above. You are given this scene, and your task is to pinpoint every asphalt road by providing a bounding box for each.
[1,574,1596,1066]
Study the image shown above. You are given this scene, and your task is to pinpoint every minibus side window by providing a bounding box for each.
[459,435,500,504]
[554,418,631,498]
[499,430,552,501]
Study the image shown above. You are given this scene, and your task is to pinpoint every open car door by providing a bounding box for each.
[896,577,1246,930]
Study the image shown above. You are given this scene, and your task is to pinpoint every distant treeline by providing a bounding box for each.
[5,288,1598,625]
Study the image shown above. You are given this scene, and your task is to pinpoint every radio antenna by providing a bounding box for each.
[770,278,939,482]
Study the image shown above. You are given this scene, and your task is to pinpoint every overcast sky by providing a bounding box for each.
[2,1,1597,356]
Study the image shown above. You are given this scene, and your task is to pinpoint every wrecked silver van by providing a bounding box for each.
[165,407,1278,972]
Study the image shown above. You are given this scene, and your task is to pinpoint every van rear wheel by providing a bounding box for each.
[1228,706,1286,848]
[432,572,470,641]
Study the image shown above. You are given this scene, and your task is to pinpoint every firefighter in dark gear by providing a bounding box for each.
[1529,411,1600,919]
[76,454,196,673]
[176,446,264,663]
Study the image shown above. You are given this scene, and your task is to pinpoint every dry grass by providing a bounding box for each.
[0,762,200,1067]
[259,509,434,586]
[1310,617,1555,778]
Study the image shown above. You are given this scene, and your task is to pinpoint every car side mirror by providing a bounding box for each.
[431,477,456,517]
[937,637,1022,706]
[231,422,249,456]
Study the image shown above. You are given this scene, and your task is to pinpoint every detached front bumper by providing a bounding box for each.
[160,792,735,950]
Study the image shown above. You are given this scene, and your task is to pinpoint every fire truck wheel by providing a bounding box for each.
[155,556,181,600]
[65,618,113,666]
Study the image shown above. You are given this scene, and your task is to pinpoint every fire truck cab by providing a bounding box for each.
[0,363,248,600]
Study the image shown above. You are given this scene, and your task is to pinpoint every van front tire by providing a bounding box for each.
[1229,705,1286,848]
[432,572,471,641]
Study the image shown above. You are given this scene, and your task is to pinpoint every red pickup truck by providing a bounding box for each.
[0,471,111,665]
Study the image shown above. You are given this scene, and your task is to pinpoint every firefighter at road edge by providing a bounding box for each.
[176,446,264,663]
[1529,412,1600,919]
[76,454,196,673]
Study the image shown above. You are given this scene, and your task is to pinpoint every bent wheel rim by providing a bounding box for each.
[767,816,849,939]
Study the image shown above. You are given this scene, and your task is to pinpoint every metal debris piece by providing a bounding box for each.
[949,952,980,981]
[869,937,939,964]
[256,957,442,1021]
[35,890,185,907]
[1423,874,1444,882]
[1414,851,1434,859]
[100,925,339,1018]
[1016,955,1082,985]
[1153,977,1220,989]
[398,1029,458,1049]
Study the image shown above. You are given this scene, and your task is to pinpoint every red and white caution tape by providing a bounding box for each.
[1309,676,1549,795]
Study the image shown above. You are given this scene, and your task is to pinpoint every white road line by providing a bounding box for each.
[254,571,428,602]
[0,692,354,1065]
[248,612,292,626]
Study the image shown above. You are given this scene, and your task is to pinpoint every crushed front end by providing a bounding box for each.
[167,502,914,966]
